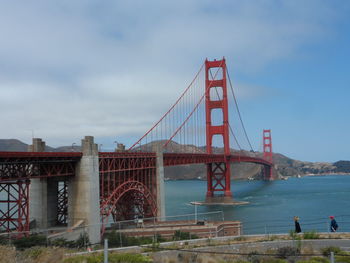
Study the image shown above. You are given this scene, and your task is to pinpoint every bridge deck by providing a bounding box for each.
[0,152,82,182]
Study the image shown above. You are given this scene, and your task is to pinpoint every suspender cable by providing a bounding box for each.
[226,68,254,152]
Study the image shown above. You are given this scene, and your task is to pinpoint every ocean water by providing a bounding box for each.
[165,175,350,234]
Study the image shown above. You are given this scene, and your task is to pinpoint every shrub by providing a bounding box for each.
[0,236,8,245]
[172,230,198,241]
[335,255,350,263]
[103,231,167,247]
[298,257,329,263]
[234,236,247,242]
[103,231,122,247]
[276,246,300,259]
[289,230,297,239]
[321,246,343,256]
[260,258,287,263]
[303,231,320,239]
[50,238,76,248]
[125,235,154,246]
[64,252,152,263]
[247,251,261,263]
[13,234,47,250]
[269,235,279,241]
[75,232,90,248]
[246,251,288,263]
[22,246,45,259]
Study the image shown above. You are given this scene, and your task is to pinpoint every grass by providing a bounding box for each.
[303,231,320,239]
[64,253,152,263]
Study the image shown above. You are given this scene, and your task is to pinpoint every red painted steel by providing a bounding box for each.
[0,180,30,236]
[163,153,272,167]
[57,180,68,225]
[205,58,232,197]
[98,152,157,235]
[0,153,80,235]
[263,129,273,180]
[0,153,80,182]
[0,152,82,158]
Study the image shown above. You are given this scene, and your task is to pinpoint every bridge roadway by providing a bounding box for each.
[0,151,272,182]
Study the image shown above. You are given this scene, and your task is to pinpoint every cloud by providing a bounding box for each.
[0,0,345,147]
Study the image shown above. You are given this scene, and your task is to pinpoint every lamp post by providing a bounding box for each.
[71,143,76,152]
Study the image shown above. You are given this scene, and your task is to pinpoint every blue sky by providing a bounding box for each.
[0,1,349,162]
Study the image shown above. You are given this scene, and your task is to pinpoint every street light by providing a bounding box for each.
[71,143,76,152]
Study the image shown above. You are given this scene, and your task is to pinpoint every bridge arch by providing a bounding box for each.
[100,180,157,234]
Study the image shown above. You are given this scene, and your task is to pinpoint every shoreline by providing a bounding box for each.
[303,172,350,177]
[165,173,350,181]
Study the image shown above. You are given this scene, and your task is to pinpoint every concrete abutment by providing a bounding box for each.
[28,136,166,244]
[155,149,165,221]
[68,136,100,244]
[29,138,59,229]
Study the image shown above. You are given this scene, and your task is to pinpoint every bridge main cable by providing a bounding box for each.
[163,60,225,148]
[226,68,254,152]
[129,63,205,150]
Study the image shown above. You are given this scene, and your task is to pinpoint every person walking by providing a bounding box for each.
[329,216,338,232]
[294,216,302,233]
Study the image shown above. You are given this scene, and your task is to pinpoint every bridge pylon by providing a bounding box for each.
[263,129,273,180]
[205,58,232,202]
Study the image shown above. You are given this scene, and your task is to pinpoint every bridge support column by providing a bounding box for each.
[155,148,165,221]
[206,161,233,203]
[29,138,58,229]
[204,58,233,203]
[68,136,100,244]
[263,165,273,181]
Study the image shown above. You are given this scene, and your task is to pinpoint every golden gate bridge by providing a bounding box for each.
[0,58,274,242]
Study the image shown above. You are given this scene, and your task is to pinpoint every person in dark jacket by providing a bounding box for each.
[330,216,338,232]
[294,216,302,233]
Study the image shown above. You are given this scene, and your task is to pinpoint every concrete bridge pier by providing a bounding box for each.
[29,138,59,229]
[68,136,100,244]
[155,149,165,221]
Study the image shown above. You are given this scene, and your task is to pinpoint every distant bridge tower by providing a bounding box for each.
[263,129,273,180]
[205,58,232,201]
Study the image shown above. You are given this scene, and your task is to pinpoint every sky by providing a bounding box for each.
[0,0,349,162]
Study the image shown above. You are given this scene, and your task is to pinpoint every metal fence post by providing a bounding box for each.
[194,203,197,223]
[104,239,108,263]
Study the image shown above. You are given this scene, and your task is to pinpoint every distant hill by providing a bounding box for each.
[134,140,348,179]
[0,139,347,180]
[0,139,81,152]
[333,161,350,173]
[0,139,28,151]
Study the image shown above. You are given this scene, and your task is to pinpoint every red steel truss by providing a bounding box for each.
[0,180,30,235]
[0,152,80,235]
[99,152,157,234]
[57,180,68,225]
[205,58,232,198]
[0,152,81,182]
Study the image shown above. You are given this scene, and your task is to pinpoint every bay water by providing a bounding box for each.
[165,175,350,234]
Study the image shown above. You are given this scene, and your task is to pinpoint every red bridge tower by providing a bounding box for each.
[263,129,273,180]
[205,58,232,201]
